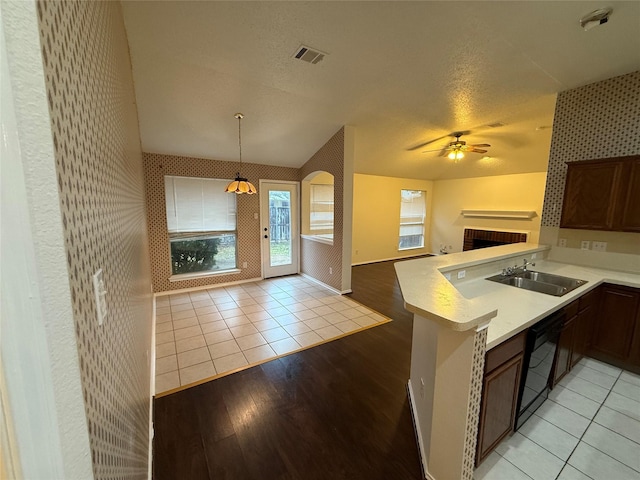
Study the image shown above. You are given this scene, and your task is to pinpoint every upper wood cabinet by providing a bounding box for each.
[560,155,640,232]
[620,158,640,231]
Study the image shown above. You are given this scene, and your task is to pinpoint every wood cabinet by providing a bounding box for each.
[590,284,640,370]
[620,158,640,231]
[553,312,575,385]
[627,308,640,367]
[553,289,601,386]
[476,331,526,466]
[571,288,599,367]
[560,155,640,232]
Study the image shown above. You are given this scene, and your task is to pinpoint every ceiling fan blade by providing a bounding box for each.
[437,148,450,157]
[421,146,446,154]
[470,148,488,154]
[408,129,472,151]
[408,134,449,151]
[470,143,491,148]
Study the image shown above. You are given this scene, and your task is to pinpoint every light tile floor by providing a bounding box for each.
[154,275,389,395]
[475,357,640,480]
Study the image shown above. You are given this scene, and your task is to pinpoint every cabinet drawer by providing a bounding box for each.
[579,288,599,311]
[485,331,526,373]
[564,301,579,319]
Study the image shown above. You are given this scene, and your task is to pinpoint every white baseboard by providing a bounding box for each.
[407,380,432,480]
[154,276,263,297]
[300,273,351,294]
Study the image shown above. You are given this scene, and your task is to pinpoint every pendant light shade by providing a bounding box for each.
[225,175,257,194]
[225,113,257,194]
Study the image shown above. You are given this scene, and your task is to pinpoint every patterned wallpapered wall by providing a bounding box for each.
[463,328,488,479]
[37,1,153,478]
[299,128,345,291]
[541,71,640,227]
[143,153,299,292]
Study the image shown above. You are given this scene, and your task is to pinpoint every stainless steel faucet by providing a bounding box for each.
[502,258,536,276]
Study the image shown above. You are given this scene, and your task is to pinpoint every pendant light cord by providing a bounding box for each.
[235,112,244,174]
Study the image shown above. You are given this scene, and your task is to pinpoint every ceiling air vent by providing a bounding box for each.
[293,45,326,64]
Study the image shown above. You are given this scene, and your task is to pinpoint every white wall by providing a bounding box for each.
[430,172,547,253]
[352,174,434,264]
[0,2,92,477]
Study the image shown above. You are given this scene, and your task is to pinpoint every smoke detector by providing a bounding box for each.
[580,8,612,31]
[293,45,327,64]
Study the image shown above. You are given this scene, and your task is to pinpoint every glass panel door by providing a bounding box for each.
[260,182,299,278]
[269,190,292,266]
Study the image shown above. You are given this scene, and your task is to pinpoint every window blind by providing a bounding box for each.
[165,176,236,233]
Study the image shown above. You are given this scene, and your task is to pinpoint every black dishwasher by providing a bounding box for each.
[515,310,565,430]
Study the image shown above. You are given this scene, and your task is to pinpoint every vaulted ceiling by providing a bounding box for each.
[122,1,640,180]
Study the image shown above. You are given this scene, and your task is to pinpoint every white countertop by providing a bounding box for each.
[394,243,640,349]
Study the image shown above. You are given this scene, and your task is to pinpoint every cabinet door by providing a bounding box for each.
[476,354,523,466]
[560,161,622,230]
[626,307,640,368]
[591,285,639,361]
[553,316,575,385]
[571,305,593,368]
[619,157,640,232]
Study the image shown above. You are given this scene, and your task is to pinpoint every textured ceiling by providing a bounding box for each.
[122,1,640,180]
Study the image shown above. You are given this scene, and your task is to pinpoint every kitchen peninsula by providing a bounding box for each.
[394,243,640,480]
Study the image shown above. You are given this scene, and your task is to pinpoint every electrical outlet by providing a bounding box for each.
[558,238,567,247]
[457,270,466,279]
[329,267,333,275]
[531,253,537,259]
[581,241,590,250]
[592,241,607,252]
[444,272,452,281]
[242,262,247,268]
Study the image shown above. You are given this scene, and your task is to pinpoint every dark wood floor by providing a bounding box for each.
[153,260,423,480]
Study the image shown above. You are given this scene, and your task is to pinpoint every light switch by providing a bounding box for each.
[93,269,107,325]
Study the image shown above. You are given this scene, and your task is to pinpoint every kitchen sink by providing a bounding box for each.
[486,270,587,297]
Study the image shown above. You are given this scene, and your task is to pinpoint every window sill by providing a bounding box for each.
[301,234,334,246]
[398,246,425,252]
[169,268,241,282]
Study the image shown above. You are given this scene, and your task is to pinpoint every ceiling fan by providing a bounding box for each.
[422,132,490,161]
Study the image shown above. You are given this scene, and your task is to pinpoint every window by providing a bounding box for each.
[399,189,426,250]
[165,176,237,276]
[310,183,334,236]
[301,171,334,244]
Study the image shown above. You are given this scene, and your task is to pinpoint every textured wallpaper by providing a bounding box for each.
[37,1,153,478]
[299,128,345,291]
[541,71,640,227]
[143,153,299,292]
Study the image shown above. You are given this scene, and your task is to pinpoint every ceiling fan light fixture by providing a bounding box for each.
[448,150,464,161]
[225,113,257,195]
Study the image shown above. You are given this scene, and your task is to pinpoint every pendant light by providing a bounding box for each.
[225,113,257,194]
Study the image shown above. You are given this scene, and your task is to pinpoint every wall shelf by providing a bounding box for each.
[460,210,537,220]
